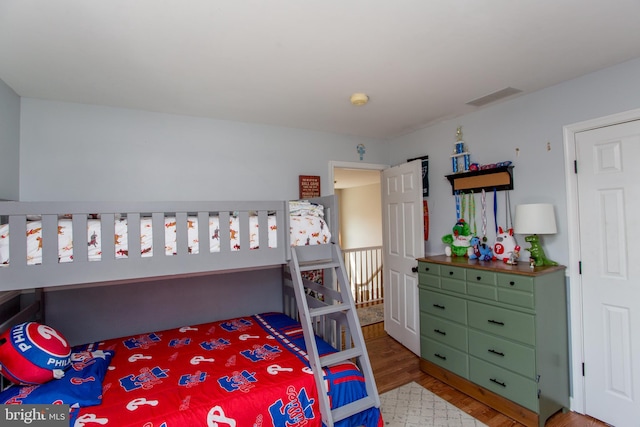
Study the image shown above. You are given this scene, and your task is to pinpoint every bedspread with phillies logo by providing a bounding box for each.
[74,312,383,427]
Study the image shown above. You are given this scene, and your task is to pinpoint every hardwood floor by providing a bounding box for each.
[363,323,609,427]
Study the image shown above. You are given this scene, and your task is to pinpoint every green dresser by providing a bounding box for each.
[417,255,568,427]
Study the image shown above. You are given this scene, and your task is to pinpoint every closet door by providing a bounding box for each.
[576,119,640,426]
[381,160,424,355]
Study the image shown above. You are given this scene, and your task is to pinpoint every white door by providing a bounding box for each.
[576,119,640,426]
[381,160,424,355]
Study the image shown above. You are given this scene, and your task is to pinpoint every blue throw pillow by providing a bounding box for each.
[0,349,114,408]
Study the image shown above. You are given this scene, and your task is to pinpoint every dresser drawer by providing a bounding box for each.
[419,272,441,289]
[468,301,535,345]
[441,277,466,294]
[421,313,468,351]
[467,282,497,301]
[470,357,538,412]
[496,273,535,309]
[422,337,469,379]
[498,288,535,309]
[421,290,467,324]
[418,262,441,276]
[441,265,466,281]
[468,270,497,286]
[468,330,535,378]
[497,273,534,293]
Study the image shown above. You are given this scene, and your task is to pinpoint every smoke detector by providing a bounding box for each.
[350,93,369,106]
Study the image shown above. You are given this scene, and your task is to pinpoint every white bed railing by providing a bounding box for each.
[0,196,338,292]
[0,201,287,291]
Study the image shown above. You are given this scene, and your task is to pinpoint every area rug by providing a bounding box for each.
[357,303,384,326]
[380,381,489,427]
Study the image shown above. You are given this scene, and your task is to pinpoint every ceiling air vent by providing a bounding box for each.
[466,87,522,107]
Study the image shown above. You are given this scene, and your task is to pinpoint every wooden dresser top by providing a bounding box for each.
[417,255,565,277]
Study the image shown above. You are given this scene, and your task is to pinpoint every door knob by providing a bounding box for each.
[411,266,419,273]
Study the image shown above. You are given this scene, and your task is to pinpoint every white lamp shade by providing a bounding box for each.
[513,203,557,234]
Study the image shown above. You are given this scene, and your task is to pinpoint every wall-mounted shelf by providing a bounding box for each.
[445,165,514,194]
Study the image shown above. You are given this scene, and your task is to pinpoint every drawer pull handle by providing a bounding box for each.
[425,267,430,272]
[433,304,446,310]
[488,349,505,357]
[476,276,482,281]
[488,319,505,326]
[434,353,447,360]
[509,281,515,286]
[449,271,454,276]
[434,329,446,336]
[490,378,506,388]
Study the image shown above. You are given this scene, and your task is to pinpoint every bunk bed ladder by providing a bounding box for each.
[288,243,380,427]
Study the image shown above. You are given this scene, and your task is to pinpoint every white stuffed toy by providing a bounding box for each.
[492,227,520,263]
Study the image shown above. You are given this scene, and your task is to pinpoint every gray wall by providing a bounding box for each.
[392,57,640,267]
[45,268,284,346]
[19,99,388,202]
[0,79,20,200]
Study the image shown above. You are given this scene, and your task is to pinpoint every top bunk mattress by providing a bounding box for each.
[0,209,329,265]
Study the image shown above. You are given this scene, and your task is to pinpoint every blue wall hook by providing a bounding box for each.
[357,144,366,160]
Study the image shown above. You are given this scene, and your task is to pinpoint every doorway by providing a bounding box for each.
[330,161,386,324]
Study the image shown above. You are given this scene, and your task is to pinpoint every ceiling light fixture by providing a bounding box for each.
[350,93,369,106]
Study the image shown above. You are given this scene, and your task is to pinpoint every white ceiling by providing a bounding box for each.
[2,1,640,140]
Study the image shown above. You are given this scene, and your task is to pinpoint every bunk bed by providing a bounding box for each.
[0,196,382,427]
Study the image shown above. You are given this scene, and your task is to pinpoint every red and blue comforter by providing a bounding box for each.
[73,312,382,426]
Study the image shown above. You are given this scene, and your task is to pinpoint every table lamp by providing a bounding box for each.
[513,203,558,267]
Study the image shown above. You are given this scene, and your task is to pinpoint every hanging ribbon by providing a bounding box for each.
[470,191,476,236]
[493,188,498,233]
[461,192,466,221]
[455,191,461,221]
[505,191,513,230]
[481,189,487,241]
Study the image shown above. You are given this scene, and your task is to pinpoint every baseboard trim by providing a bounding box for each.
[420,358,539,427]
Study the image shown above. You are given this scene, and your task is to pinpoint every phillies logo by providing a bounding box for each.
[269,386,315,426]
[200,338,230,351]
[123,333,161,350]
[179,371,207,388]
[219,319,252,332]
[3,385,37,404]
[169,338,191,348]
[240,344,281,362]
[10,322,70,368]
[119,366,169,391]
[218,370,257,393]
[70,350,108,371]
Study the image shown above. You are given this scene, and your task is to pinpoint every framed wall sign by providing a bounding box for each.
[299,175,321,198]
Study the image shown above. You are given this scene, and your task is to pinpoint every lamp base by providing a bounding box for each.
[524,234,558,267]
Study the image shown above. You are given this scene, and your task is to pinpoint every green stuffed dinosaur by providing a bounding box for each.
[525,235,558,266]
[442,220,473,257]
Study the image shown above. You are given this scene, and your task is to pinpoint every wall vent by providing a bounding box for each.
[466,87,522,107]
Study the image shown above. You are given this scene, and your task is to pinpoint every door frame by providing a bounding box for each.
[328,161,389,196]
[563,107,640,414]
